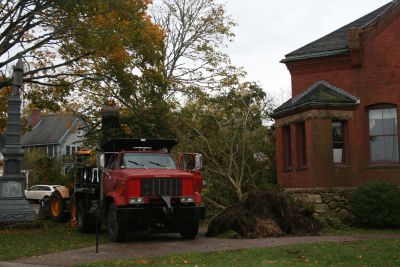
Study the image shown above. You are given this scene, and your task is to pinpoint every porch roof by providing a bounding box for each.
[272,81,359,119]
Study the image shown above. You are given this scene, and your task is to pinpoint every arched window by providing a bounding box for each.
[368,105,399,162]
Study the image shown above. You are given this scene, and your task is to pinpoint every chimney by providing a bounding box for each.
[31,109,41,127]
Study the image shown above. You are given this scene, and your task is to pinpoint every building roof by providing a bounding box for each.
[21,115,82,146]
[283,1,397,62]
[272,81,359,118]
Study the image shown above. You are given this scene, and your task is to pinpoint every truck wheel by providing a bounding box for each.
[180,221,199,239]
[77,200,91,233]
[50,192,67,222]
[70,197,77,223]
[107,203,125,242]
[39,197,50,219]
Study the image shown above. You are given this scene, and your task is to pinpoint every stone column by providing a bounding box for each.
[0,58,35,226]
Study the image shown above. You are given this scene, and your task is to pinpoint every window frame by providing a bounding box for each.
[282,125,292,171]
[296,122,307,168]
[332,120,348,165]
[367,104,400,164]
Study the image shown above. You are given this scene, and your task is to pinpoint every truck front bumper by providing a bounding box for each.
[116,205,205,224]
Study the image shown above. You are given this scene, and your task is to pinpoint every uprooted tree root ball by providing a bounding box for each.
[206,190,321,238]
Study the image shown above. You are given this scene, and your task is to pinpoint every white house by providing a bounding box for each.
[21,110,87,157]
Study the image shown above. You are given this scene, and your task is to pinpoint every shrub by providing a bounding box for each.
[349,181,400,228]
[318,215,348,230]
[22,150,72,186]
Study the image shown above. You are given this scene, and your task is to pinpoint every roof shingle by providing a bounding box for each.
[21,115,81,146]
[283,1,396,62]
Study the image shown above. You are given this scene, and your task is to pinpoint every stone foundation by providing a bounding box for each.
[287,187,354,221]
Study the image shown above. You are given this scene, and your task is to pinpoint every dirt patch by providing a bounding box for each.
[206,189,321,238]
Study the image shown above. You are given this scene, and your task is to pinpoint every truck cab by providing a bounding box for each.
[75,138,205,242]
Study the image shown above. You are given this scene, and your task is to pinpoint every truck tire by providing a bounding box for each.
[70,197,77,224]
[107,203,125,242]
[50,192,67,222]
[77,200,91,233]
[180,221,199,239]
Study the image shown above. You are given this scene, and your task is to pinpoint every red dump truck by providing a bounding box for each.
[49,138,205,242]
[47,104,205,242]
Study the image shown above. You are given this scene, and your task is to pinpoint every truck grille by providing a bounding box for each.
[141,178,182,196]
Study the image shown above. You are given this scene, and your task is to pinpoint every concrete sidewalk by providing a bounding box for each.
[2,233,400,267]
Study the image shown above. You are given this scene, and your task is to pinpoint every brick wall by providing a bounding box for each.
[276,13,400,188]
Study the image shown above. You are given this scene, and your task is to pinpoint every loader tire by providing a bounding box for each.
[77,200,100,233]
[50,192,68,222]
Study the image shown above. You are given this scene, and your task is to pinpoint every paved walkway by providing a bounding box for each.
[1,232,400,267]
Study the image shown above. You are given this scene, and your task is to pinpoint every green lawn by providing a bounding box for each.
[75,239,400,267]
[0,221,108,261]
[1,221,399,266]
[322,227,400,236]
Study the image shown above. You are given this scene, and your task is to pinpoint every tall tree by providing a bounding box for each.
[0,0,164,111]
[151,0,243,97]
[175,82,276,208]
[0,85,10,133]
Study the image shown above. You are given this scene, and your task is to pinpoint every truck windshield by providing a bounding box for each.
[122,153,177,169]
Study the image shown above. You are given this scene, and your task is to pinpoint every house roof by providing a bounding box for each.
[283,1,397,62]
[272,81,359,118]
[21,115,83,146]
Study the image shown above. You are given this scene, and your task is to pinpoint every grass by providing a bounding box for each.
[0,220,108,261]
[75,239,400,267]
[322,227,400,236]
[1,219,399,266]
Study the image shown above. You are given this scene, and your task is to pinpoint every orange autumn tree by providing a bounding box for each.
[0,85,11,133]
[0,0,165,112]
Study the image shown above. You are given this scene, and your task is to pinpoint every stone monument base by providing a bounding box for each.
[0,199,36,226]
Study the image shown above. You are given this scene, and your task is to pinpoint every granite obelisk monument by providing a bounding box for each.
[0,58,35,226]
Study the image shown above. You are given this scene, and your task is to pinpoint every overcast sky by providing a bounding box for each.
[222,0,390,103]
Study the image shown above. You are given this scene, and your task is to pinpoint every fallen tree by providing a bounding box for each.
[206,189,321,238]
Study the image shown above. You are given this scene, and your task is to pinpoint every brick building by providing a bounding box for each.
[273,1,400,189]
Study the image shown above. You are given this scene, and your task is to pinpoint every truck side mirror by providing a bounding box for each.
[195,154,203,170]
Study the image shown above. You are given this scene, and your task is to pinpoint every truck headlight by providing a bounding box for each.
[180,196,194,203]
[129,197,144,204]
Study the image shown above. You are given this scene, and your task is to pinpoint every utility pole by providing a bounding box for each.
[0,58,35,226]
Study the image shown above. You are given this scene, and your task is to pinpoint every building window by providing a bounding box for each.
[296,122,307,168]
[368,106,399,162]
[66,145,80,156]
[282,125,292,170]
[332,121,346,164]
[46,144,58,157]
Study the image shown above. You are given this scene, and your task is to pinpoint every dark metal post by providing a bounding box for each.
[0,58,35,226]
